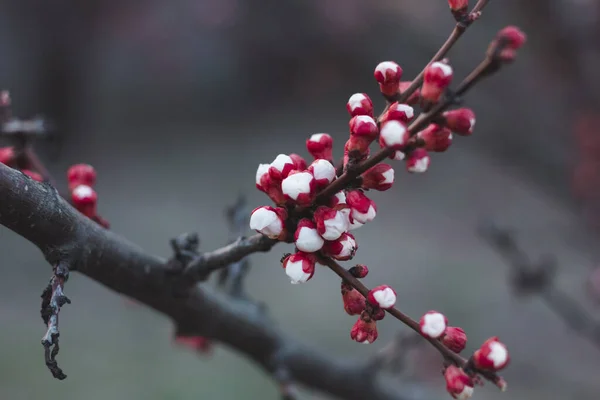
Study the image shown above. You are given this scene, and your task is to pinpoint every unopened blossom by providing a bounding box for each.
[71,184,98,218]
[294,219,324,253]
[289,153,307,171]
[361,164,394,191]
[350,310,378,344]
[308,159,336,188]
[268,154,295,181]
[442,326,467,353]
[374,61,403,97]
[347,115,379,154]
[67,163,97,190]
[422,62,453,103]
[259,172,287,205]
[444,365,474,400]
[443,108,476,136]
[255,163,271,192]
[249,206,287,240]
[0,147,15,166]
[344,139,371,167]
[328,191,347,209]
[322,232,357,261]
[281,170,317,206]
[349,264,369,278]
[418,124,453,152]
[379,120,409,150]
[281,252,316,284]
[346,190,377,224]
[370,306,386,321]
[448,0,468,11]
[473,337,510,371]
[419,310,448,339]
[22,169,43,182]
[346,93,374,117]
[306,133,334,161]
[313,206,349,241]
[341,281,366,315]
[490,26,527,63]
[367,285,397,309]
[406,149,430,173]
[398,81,421,105]
[380,102,414,124]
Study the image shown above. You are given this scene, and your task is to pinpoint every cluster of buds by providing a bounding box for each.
[67,164,109,228]
[249,15,523,396]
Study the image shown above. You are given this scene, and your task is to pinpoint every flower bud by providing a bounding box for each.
[419,310,448,339]
[349,264,369,278]
[418,124,453,152]
[289,153,307,171]
[67,163,96,191]
[443,108,476,136]
[71,184,98,218]
[249,206,287,240]
[23,170,43,182]
[313,206,349,241]
[308,159,336,188]
[322,232,357,261]
[341,282,366,315]
[374,61,403,97]
[350,311,378,344]
[346,190,377,224]
[294,219,324,253]
[269,154,295,181]
[473,337,510,371]
[306,133,334,161]
[442,327,467,353]
[422,62,453,103]
[281,170,317,206]
[282,251,316,284]
[444,365,474,400]
[367,285,397,309]
[379,120,409,151]
[255,163,271,192]
[380,102,414,124]
[0,147,15,166]
[348,115,379,153]
[406,149,430,173]
[361,164,394,191]
[346,93,374,117]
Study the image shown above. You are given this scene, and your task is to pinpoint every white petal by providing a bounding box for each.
[296,227,324,252]
[380,121,407,147]
[285,260,311,284]
[321,211,349,240]
[281,172,314,200]
[373,287,396,308]
[249,208,282,238]
[421,313,447,338]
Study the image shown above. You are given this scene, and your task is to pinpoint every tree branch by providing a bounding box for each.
[0,163,418,400]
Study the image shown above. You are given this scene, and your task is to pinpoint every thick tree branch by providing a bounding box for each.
[0,163,419,400]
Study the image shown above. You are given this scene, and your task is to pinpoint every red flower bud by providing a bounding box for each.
[419,310,448,339]
[282,251,316,284]
[361,164,394,191]
[380,102,414,124]
[448,0,468,11]
[349,264,369,278]
[289,153,307,171]
[322,232,357,261]
[71,185,98,218]
[379,120,409,151]
[0,147,16,166]
[491,26,527,63]
[350,310,378,344]
[444,365,474,400]
[67,163,96,191]
[346,93,374,117]
[249,206,287,240]
[367,285,397,309]
[306,133,334,161]
[442,326,467,353]
[422,62,453,103]
[255,163,271,192]
[443,108,476,136]
[313,206,349,241]
[294,218,324,253]
[341,282,366,315]
[406,149,430,174]
[374,61,403,97]
[418,124,453,152]
[473,337,510,371]
[308,159,336,188]
[268,154,295,181]
[281,170,317,206]
[346,190,377,224]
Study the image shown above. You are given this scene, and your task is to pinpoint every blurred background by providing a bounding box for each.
[1,0,600,399]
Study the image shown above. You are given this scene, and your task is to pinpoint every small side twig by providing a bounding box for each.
[478,221,600,350]
[40,262,71,380]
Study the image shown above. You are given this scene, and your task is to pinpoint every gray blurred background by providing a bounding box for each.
[1,1,600,399]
